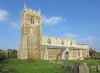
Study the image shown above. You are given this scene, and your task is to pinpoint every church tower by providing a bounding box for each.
[18,4,42,59]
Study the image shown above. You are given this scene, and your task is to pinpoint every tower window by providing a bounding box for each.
[47,39,51,44]
[30,16,34,24]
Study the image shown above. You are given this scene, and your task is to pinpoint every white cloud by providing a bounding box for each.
[42,15,64,25]
[78,37,100,51]
[0,10,8,22]
[64,33,78,39]
[63,33,100,51]
[11,22,20,29]
[79,36,99,41]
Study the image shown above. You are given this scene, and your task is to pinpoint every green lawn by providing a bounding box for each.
[1,59,100,73]
[2,59,66,73]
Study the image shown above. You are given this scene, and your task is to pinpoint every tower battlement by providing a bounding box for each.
[18,4,42,59]
[22,4,41,17]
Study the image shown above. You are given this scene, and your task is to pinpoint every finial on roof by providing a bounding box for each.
[24,3,27,9]
[39,7,41,12]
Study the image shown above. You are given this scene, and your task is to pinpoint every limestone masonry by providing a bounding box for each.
[18,4,90,60]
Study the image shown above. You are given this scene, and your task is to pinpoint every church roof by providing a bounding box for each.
[43,45,86,50]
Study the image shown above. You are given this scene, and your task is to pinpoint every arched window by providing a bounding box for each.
[61,40,64,45]
[78,51,80,57]
[30,16,34,24]
[47,39,51,44]
[70,41,72,46]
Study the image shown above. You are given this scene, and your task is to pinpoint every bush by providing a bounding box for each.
[85,56,100,60]
[0,53,5,61]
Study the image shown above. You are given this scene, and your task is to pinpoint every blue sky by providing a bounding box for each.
[0,0,100,51]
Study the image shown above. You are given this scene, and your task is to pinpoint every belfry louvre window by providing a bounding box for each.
[61,40,64,45]
[30,16,34,24]
[47,39,51,44]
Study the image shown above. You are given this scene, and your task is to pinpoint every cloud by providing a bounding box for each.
[0,10,8,22]
[11,22,20,29]
[63,33,100,51]
[79,36,100,41]
[64,33,78,39]
[42,15,64,25]
[78,36,100,51]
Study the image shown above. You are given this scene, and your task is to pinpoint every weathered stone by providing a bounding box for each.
[65,65,73,72]
[79,63,89,73]
[56,60,62,64]
[18,4,90,60]
[73,62,81,73]
[49,60,56,64]
[91,66,96,71]
[52,60,56,64]
[91,65,100,72]
[97,65,100,71]
[61,60,67,68]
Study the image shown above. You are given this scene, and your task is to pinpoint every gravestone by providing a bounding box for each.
[56,60,62,64]
[91,66,96,71]
[97,65,100,71]
[49,60,52,63]
[52,60,55,64]
[79,63,89,73]
[91,65,100,72]
[49,60,55,64]
[73,62,81,73]
[65,65,73,72]
[61,60,67,68]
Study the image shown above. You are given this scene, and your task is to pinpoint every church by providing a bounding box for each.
[18,4,90,60]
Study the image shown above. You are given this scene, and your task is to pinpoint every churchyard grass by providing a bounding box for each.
[1,59,100,73]
[67,59,100,73]
[2,59,66,73]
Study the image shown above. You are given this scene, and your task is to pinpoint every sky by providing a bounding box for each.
[0,0,100,51]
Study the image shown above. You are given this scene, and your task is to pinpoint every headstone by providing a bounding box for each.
[49,60,52,63]
[65,65,73,72]
[61,60,67,68]
[91,65,100,72]
[79,63,89,73]
[56,60,62,64]
[91,66,96,71]
[97,65,100,71]
[52,60,55,64]
[73,62,81,73]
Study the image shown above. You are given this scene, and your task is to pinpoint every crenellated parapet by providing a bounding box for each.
[22,4,41,17]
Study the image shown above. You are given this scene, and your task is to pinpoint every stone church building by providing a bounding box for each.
[18,5,90,60]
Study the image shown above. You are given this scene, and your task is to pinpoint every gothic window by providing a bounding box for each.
[30,16,34,24]
[70,41,72,46]
[78,51,80,57]
[61,40,64,45]
[47,39,51,44]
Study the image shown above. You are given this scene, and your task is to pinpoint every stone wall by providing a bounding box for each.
[82,49,89,58]
[18,5,90,60]
[69,49,82,60]
[18,5,42,59]
[47,48,61,60]
[42,36,77,47]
